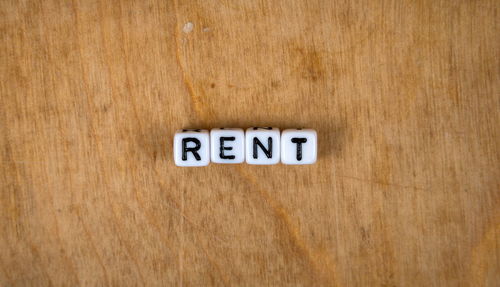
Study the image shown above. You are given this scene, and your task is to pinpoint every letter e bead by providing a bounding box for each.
[174,129,210,166]
[210,128,245,163]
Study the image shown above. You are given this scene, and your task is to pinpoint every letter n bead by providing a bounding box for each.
[281,129,317,165]
[245,127,280,165]
[210,128,245,163]
[174,129,210,166]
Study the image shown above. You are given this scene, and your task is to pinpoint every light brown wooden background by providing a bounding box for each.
[1,0,499,286]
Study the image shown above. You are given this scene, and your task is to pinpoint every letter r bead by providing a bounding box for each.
[281,129,317,165]
[174,129,210,166]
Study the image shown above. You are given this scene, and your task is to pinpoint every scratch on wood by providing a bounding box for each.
[179,187,184,287]
[108,204,147,285]
[333,174,428,191]
[172,0,213,123]
[75,206,110,286]
[236,166,339,286]
[469,219,500,285]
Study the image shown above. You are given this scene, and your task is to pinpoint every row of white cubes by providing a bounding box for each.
[174,128,317,166]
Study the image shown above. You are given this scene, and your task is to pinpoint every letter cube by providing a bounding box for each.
[210,128,245,163]
[245,127,280,165]
[173,129,210,167]
[281,129,317,165]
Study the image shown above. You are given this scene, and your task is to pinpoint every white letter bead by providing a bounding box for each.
[281,129,317,165]
[245,127,280,165]
[174,129,210,167]
[210,128,245,163]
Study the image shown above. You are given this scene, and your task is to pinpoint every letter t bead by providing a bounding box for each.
[281,129,317,165]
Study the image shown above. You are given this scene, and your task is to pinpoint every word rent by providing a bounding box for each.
[173,128,317,166]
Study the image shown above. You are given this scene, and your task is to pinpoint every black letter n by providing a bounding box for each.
[253,137,273,159]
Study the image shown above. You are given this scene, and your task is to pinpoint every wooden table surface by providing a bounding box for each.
[1,0,499,286]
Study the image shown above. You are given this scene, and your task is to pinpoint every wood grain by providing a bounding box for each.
[1,0,499,286]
